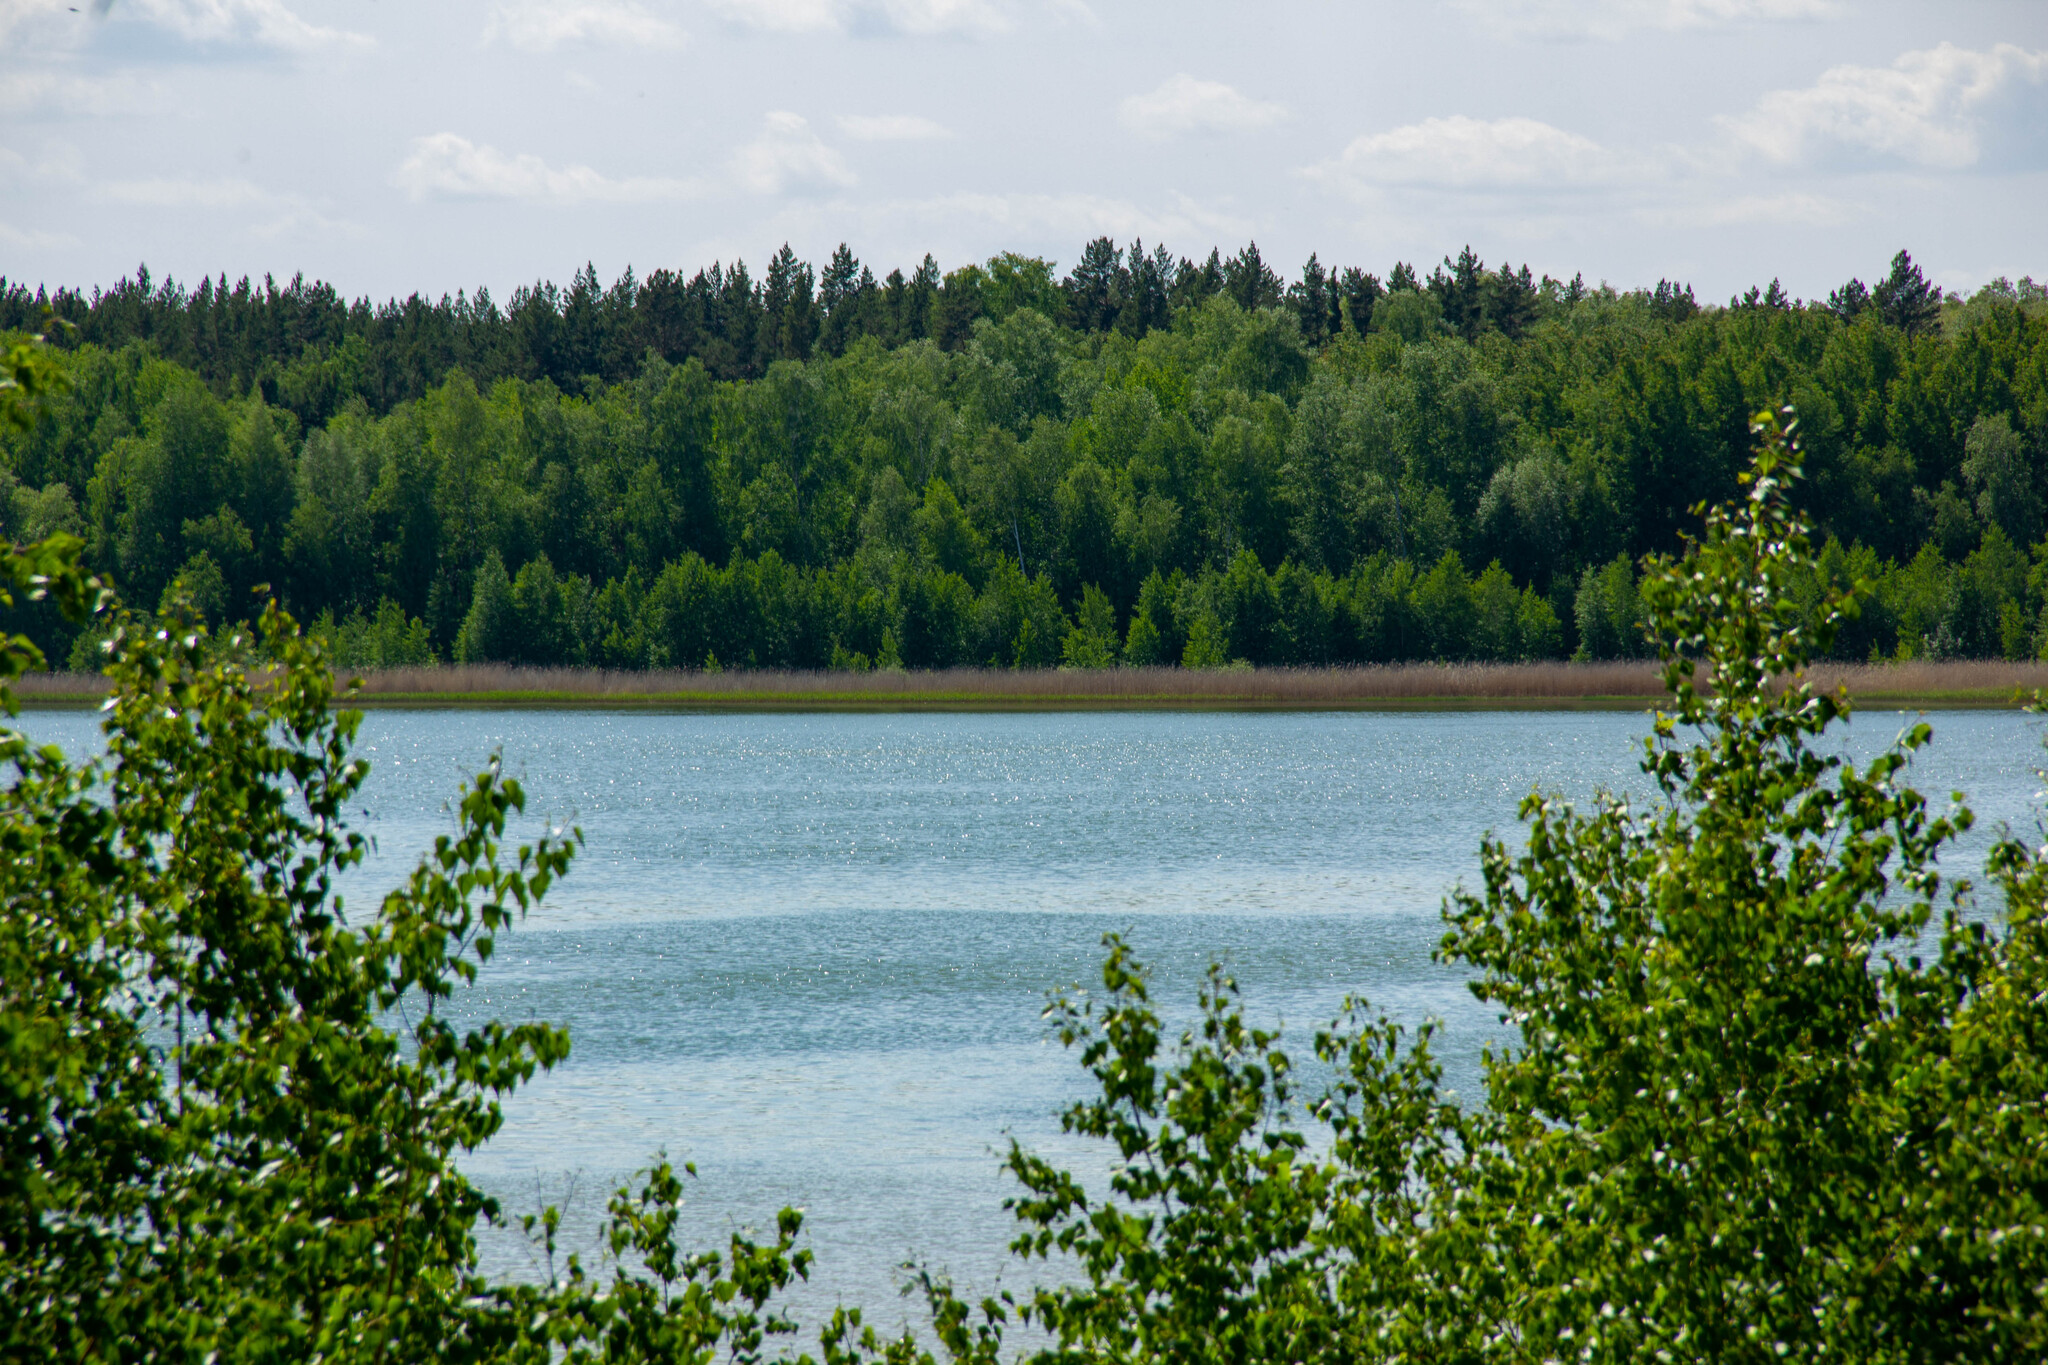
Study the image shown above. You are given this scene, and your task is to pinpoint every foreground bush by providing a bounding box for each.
[1,401,2043,1363]
[870,412,2048,1365]
[1,336,814,1363]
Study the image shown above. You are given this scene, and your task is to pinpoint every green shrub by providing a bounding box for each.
[0,327,814,1361]
[1060,583,1120,668]
[872,410,2048,1365]
[1573,551,1647,659]
[5,383,2045,1364]
[319,597,437,669]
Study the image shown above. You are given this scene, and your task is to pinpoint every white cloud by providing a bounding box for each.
[909,189,1253,248]
[734,185,1251,265]
[0,219,77,251]
[1457,0,1837,41]
[1640,191,1861,228]
[3,0,368,51]
[1721,42,2048,170]
[1306,115,1627,194]
[0,0,80,47]
[0,140,84,188]
[836,113,952,141]
[0,71,161,117]
[487,1,687,51]
[703,0,840,32]
[704,0,1007,36]
[1118,75,1285,140]
[118,0,371,51]
[99,176,275,209]
[85,174,361,241]
[731,112,855,194]
[394,134,699,204]
[1703,192,1859,226]
[245,203,363,241]
[867,0,1008,35]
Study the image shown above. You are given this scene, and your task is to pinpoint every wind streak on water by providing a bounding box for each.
[16,707,2044,1332]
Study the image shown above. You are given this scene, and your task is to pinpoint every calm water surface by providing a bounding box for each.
[20,706,2045,1327]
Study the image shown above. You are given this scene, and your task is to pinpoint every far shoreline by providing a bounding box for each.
[14,660,2047,712]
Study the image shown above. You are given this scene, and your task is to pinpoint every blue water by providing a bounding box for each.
[17,706,2046,1329]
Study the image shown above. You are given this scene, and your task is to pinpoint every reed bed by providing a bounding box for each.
[333,660,1673,704]
[16,659,2048,709]
[1801,659,2048,700]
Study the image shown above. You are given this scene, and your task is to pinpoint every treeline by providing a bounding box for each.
[435,544,1569,672]
[2,241,1537,420]
[3,241,2046,670]
[7,241,2003,425]
[10,418,2048,1362]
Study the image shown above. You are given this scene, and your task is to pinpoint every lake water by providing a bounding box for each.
[17,705,2046,1331]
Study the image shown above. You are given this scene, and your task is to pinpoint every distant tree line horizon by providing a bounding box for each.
[2,238,2045,672]
[6,240,2012,414]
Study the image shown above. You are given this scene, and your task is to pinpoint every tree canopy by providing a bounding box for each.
[4,244,2047,673]
[4,315,2047,1359]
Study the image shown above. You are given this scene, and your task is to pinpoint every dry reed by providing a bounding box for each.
[333,660,1672,703]
[15,659,2048,709]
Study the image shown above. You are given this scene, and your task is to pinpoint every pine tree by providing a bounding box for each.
[1651,278,1699,323]
[1223,242,1281,310]
[906,254,940,341]
[1169,249,1225,312]
[1337,267,1383,334]
[1116,239,1172,337]
[880,267,910,346]
[1434,245,1489,340]
[1826,276,1871,321]
[715,258,761,378]
[819,243,858,315]
[1063,237,1125,333]
[817,244,863,356]
[1287,253,1332,346]
[1490,262,1539,338]
[761,244,818,364]
[561,262,604,383]
[1873,248,1940,334]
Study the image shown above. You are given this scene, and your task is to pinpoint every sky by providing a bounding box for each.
[1,0,2044,307]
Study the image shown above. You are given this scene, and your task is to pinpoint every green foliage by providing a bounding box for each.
[8,323,2048,1364]
[1,315,71,436]
[1059,583,1120,668]
[0,584,814,1361]
[1434,409,2047,1359]
[1179,611,1230,669]
[1121,569,1183,666]
[1371,287,1448,344]
[848,410,2048,1365]
[1574,553,1648,659]
[454,547,517,663]
[12,246,2048,670]
[1412,550,1476,659]
[6,349,824,1361]
[320,597,438,669]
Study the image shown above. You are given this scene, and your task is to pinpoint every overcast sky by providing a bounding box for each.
[2,0,2044,306]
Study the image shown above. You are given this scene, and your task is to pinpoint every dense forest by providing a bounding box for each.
[9,417,2048,1361]
[2,241,2045,671]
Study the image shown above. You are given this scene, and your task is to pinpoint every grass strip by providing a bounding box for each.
[14,660,2046,711]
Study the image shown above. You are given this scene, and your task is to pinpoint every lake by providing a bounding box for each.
[18,705,2045,1331]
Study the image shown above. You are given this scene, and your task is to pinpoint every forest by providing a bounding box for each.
[2,241,2045,672]
[8,411,2047,1361]
[6,257,2048,1360]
